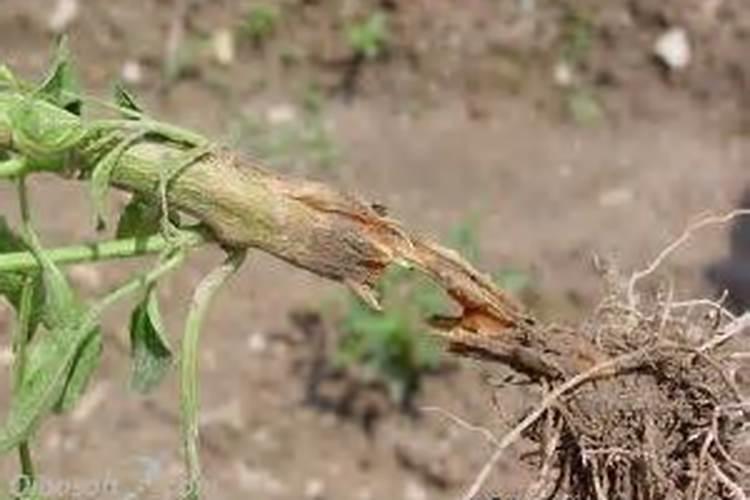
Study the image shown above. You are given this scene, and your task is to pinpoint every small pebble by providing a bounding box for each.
[121,60,144,86]
[213,28,236,65]
[247,332,268,353]
[304,478,325,499]
[266,104,297,125]
[553,61,574,88]
[654,27,691,70]
[48,0,79,33]
[404,480,427,500]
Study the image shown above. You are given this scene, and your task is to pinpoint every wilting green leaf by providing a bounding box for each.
[36,254,79,332]
[8,97,85,171]
[53,326,102,413]
[116,195,161,239]
[0,247,98,453]
[0,316,98,453]
[37,36,81,115]
[0,217,45,333]
[113,83,143,117]
[129,288,172,393]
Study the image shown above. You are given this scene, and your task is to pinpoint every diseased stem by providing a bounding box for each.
[0,85,601,384]
[0,229,206,273]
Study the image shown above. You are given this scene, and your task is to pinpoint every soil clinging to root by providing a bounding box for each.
[452,261,750,499]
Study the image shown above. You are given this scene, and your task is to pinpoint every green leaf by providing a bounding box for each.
[36,250,79,331]
[0,273,46,337]
[0,239,184,455]
[0,247,99,453]
[8,97,85,171]
[0,217,45,334]
[0,317,97,453]
[37,36,81,115]
[113,83,143,117]
[53,326,102,413]
[129,288,173,393]
[32,243,102,413]
[116,195,161,239]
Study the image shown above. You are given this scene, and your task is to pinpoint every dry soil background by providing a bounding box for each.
[1,1,749,499]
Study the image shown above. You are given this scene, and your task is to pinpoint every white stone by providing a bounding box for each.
[404,480,427,500]
[553,61,574,87]
[121,60,144,85]
[48,0,79,33]
[266,104,297,125]
[247,332,268,353]
[304,479,325,499]
[654,28,691,70]
[213,28,236,65]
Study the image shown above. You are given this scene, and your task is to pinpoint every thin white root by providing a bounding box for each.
[710,457,748,500]
[460,348,649,500]
[628,209,750,307]
[421,406,500,447]
[700,312,750,353]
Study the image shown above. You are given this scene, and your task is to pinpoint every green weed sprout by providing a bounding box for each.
[335,267,444,405]
[241,5,281,44]
[347,12,389,60]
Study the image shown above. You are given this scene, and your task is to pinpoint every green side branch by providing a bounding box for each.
[180,250,246,500]
[0,230,206,273]
[0,87,276,254]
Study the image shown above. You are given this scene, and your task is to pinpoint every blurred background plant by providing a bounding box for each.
[240,4,281,46]
[334,267,446,407]
[346,11,390,60]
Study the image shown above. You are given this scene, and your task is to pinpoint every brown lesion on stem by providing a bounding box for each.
[96,141,610,378]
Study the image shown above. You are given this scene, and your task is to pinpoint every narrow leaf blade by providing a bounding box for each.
[129,289,173,393]
[37,36,81,115]
[53,327,102,413]
[116,195,161,239]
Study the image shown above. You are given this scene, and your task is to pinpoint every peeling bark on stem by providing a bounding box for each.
[0,116,607,377]
[104,143,607,375]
